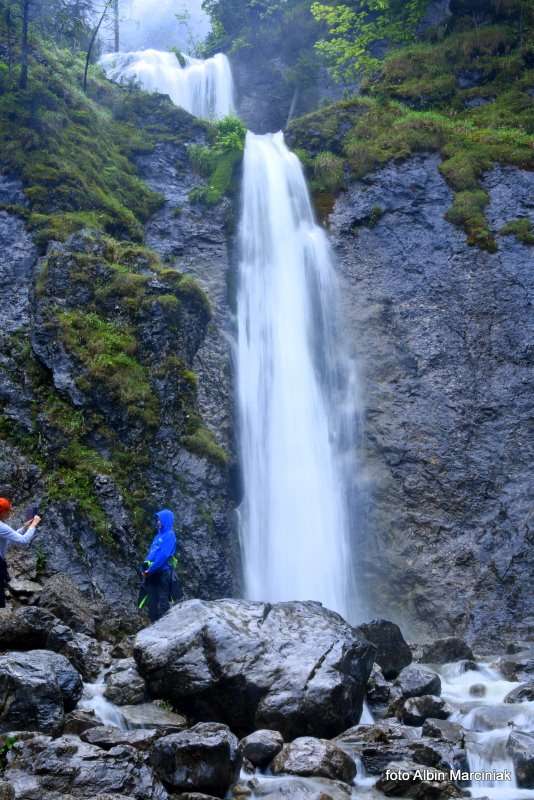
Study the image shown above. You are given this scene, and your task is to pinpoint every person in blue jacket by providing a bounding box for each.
[141,509,178,623]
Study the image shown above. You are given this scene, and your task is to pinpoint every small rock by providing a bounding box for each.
[421,638,474,665]
[367,663,391,704]
[151,722,239,795]
[81,725,160,751]
[469,683,486,698]
[358,619,412,679]
[271,737,356,783]
[120,702,187,733]
[63,708,99,735]
[395,665,441,699]
[376,759,462,797]
[507,730,534,788]
[504,683,534,704]
[422,719,464,745]
[239,730,284,768]
[0,783,14,800]
[400,695,452,726]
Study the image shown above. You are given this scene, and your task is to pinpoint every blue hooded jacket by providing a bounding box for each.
[144,509,177,575]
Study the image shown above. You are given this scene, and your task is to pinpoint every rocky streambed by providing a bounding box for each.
[0,586,533,800]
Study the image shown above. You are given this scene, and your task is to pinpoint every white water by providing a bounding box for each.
[80,676,126,729]
[439,660,534,799]
[100,48,235,120]
[236,131,362,621]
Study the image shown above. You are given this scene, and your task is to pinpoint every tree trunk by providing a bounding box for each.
[113,0,119,52]
[84,0,114,93]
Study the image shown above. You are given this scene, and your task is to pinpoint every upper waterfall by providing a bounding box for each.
[100,49,235,120]
[236,131,364,622]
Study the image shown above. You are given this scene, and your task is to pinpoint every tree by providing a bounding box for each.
[19,0,30,89]
[311,0,428,81]
[84,0,114,91]
[113,0,119,51]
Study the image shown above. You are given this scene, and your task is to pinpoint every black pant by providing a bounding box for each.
[0,557,9,608]
[145,570,171,623]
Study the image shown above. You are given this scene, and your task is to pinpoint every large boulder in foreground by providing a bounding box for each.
[134,599,376,739]
[271,736,356,783]
[4,733,167,799]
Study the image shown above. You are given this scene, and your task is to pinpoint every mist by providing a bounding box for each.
[118,0,211,54]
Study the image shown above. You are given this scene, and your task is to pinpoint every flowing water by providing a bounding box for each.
[236,130,363,621]
[80,674,127,729]
[440,659,534,799]
[100,48,235,120]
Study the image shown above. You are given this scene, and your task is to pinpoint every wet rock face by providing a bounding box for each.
[394,665,442,700]
[330,156,534,645]
[421,638,474,665]
[400,695,453,727]
[134,599,376,739]
[0,650,82,735]
[136,141,239,601]
[104,658,146,706]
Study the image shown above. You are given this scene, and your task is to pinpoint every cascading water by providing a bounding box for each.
[236,131,362,621]
[100,48,235,120]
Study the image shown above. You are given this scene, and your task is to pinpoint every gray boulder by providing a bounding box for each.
[4,733,167,799]
[421,638,474,665]
[104,658,146,706]
[64,708,99,735]
[358,619,411,679]
[334,720,457,776]
[0,605,104,681]
[395,665,442,699]
[239,729,284,768]
[271,737,356,784]
[0,650,83,735]
[150,722,239,797]
[504,683,534,704]
[400,695,452,726]
[507,731,534,788]
[135,599,375,739]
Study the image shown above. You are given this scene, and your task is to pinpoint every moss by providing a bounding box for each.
[57,311,159,426]
[182,426,230,466]
[500,217,534,244]
[446,190,497,251]
[311,151,345,193]
[0,46,163,252]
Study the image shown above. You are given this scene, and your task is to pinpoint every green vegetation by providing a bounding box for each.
[189,116,246,205]
[500,217,534,244]
[289,13,534,250]
[311,0,428,81]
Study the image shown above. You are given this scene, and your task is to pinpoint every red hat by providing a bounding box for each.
[0,498,12,515]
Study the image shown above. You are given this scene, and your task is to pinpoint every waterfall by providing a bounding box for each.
[237,131,362,621]
[100,48,235,120]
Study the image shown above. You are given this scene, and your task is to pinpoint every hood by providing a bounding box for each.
[155,509,174,534]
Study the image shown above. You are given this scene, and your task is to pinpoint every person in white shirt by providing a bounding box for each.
[0,497,41,608]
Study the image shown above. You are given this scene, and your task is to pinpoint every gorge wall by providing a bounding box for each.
[329,156,534,647]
